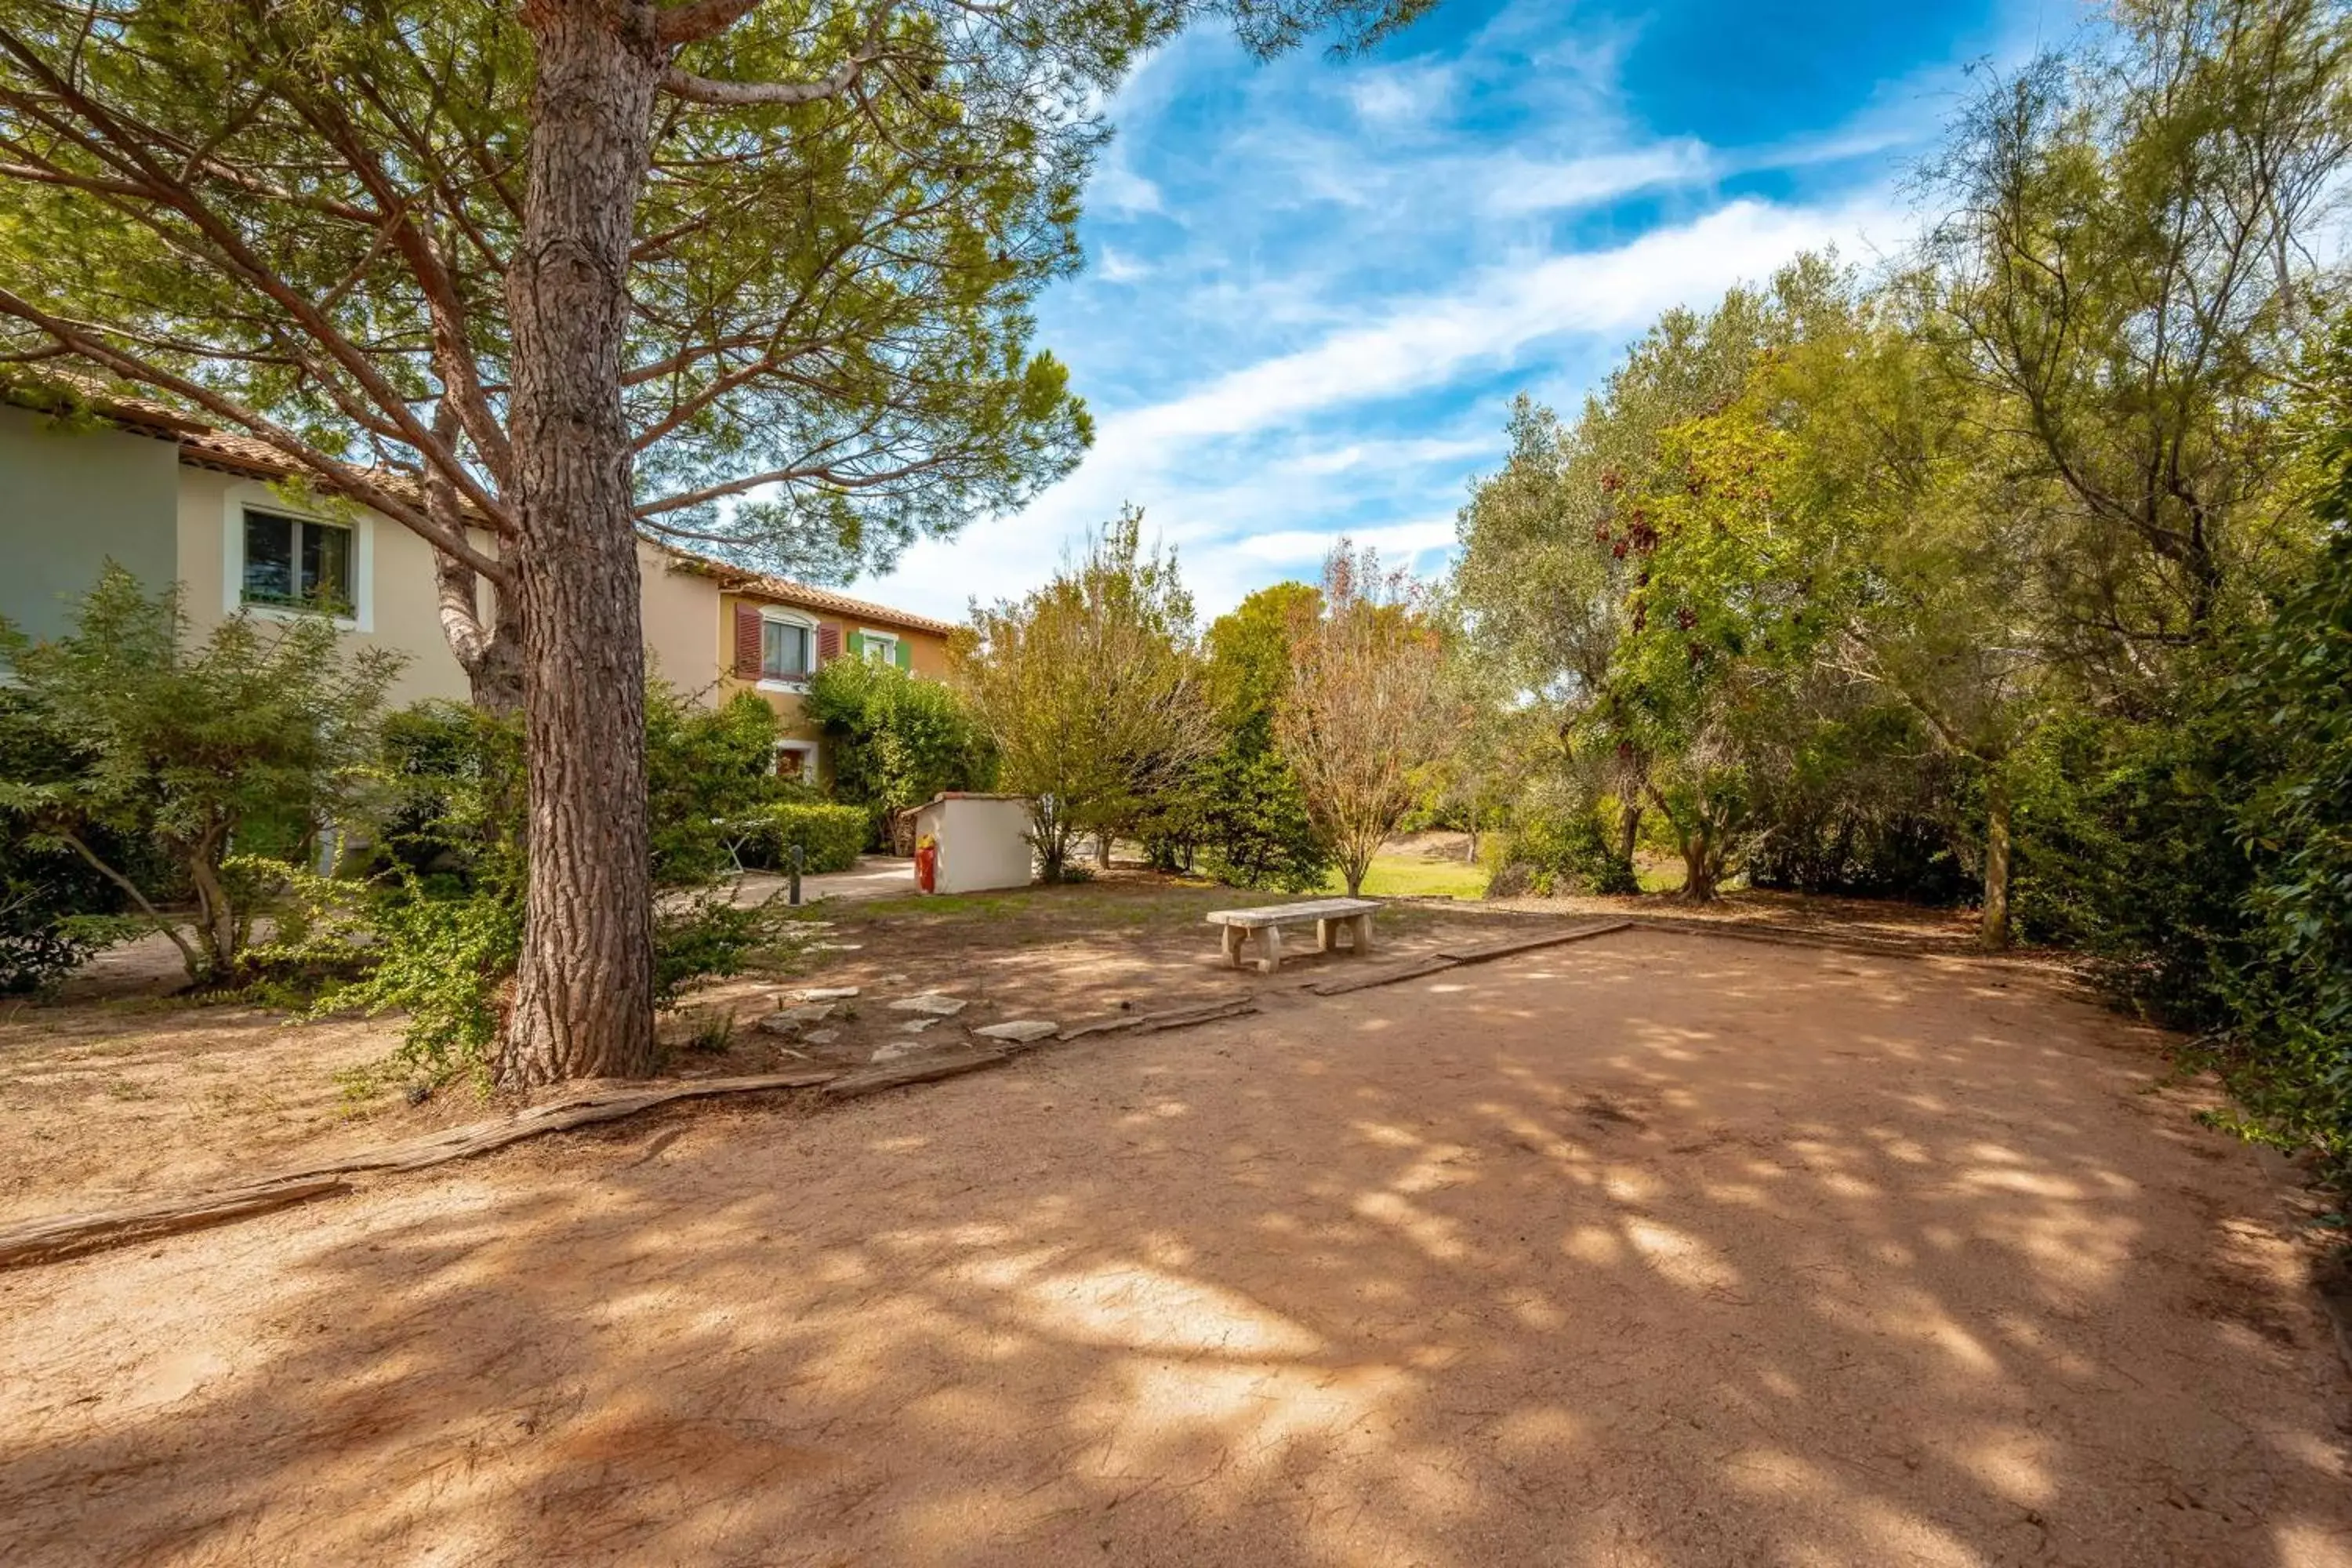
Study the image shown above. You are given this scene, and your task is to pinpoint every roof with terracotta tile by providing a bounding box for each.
[655,546,960,637]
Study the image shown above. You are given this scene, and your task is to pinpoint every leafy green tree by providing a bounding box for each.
[0,691,142,991]
[1456,271,1829,870]
[804,654,996,842]
[1190,581,1330,891]
[955,508,1218,880]
[0,564,399,984]
[1923,0,2346,690]
[0,0,1428,1083]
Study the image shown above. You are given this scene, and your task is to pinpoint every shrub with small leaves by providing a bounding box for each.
[747,803,869,874]
[0,564,398,986]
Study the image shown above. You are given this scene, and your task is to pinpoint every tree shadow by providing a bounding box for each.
[2,932,2345,1565]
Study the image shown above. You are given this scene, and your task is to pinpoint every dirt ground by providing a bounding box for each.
[2,928,2345,1566]
[0,880,1479,1225]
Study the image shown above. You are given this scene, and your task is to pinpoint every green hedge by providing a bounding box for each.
[749,803,867,874]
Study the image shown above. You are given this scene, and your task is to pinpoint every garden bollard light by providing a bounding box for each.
[789,843,804,906]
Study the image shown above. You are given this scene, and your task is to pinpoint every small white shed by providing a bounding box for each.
[911,793,1035,895]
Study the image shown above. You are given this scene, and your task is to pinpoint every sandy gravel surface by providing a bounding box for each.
[2,930,2345,1566]
[0,881,1476,1226]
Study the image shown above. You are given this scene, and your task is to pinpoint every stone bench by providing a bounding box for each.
[1206,898,1378,974]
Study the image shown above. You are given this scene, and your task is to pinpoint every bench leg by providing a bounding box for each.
[1316,916,1336,953]
[1352,912,1374,953]
[1221,924,1247,969]
[1254,923,1284,975]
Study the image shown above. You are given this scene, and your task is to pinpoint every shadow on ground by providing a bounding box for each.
[1,932,2345,1566]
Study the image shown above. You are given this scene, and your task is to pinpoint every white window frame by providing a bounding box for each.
[772,738,819,781]
[858,627,900,666]
[221,481,375,632]
[754,607,818,693]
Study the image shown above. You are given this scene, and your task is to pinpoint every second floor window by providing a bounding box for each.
[242,509,353,614]
[762,616,811,681]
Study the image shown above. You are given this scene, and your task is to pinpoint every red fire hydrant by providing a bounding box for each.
[914,834,938,895]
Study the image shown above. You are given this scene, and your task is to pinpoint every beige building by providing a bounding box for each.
[2,397,957,775]
[671,555,956,779]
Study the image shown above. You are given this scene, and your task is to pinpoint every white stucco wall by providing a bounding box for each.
[913,795,1035,895]
[174,476,732,712]
[176,466,476,707]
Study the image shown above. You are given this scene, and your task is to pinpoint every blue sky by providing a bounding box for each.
[873,0,2057,622]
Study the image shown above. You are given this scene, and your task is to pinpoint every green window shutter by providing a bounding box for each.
[845,630,865,660]
[894,637,912,672]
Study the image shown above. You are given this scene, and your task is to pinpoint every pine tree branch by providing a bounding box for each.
[0,285,510,583]
[660,3,899,107]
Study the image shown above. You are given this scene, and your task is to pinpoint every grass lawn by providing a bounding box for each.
[1320,853,1490,900]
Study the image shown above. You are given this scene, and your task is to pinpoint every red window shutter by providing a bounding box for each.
[816,622,842,664]
[733,603,764,677]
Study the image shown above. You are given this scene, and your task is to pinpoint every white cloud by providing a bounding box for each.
[1095,245,1153,284]
[1090,158,1164,216]
[871,191,1907,624]
[1283,435,1496,476]
[1480,138,1718,214]
[1109,194,1896,448]
[1232,517,1459,564]
[1346,63,1457,128]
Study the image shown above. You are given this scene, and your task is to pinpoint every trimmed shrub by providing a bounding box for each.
[750,803,867,874]
[803,656,994,847]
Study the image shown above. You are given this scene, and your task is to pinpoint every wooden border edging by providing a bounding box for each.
[0,1068,843,1272]
[824,1047,1009,1100]
[276,1067,847,1179]
[1435,919,1634,965]
[1622,917,1966,961]
[1309,956,1461,996]
[1058,997,1258,1042]
[0,1176,353,1269]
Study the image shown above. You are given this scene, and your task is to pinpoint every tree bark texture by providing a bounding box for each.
[1980,779,2013,951]
[433,548,524,715]
[499,0,662,1086]
[1679,836,1718,903]
[424,399,524,716]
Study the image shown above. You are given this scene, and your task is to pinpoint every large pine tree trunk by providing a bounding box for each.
[499,0,662,1087]
[1980,777,2013,951]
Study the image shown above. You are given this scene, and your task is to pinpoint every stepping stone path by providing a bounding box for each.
[887,993,967,1018]
[972,1021,1058,1045]
[802,1028,842,1047]
[757,1002,837,1036]
[897,1019,941,1035]
[786,987,860,1003]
